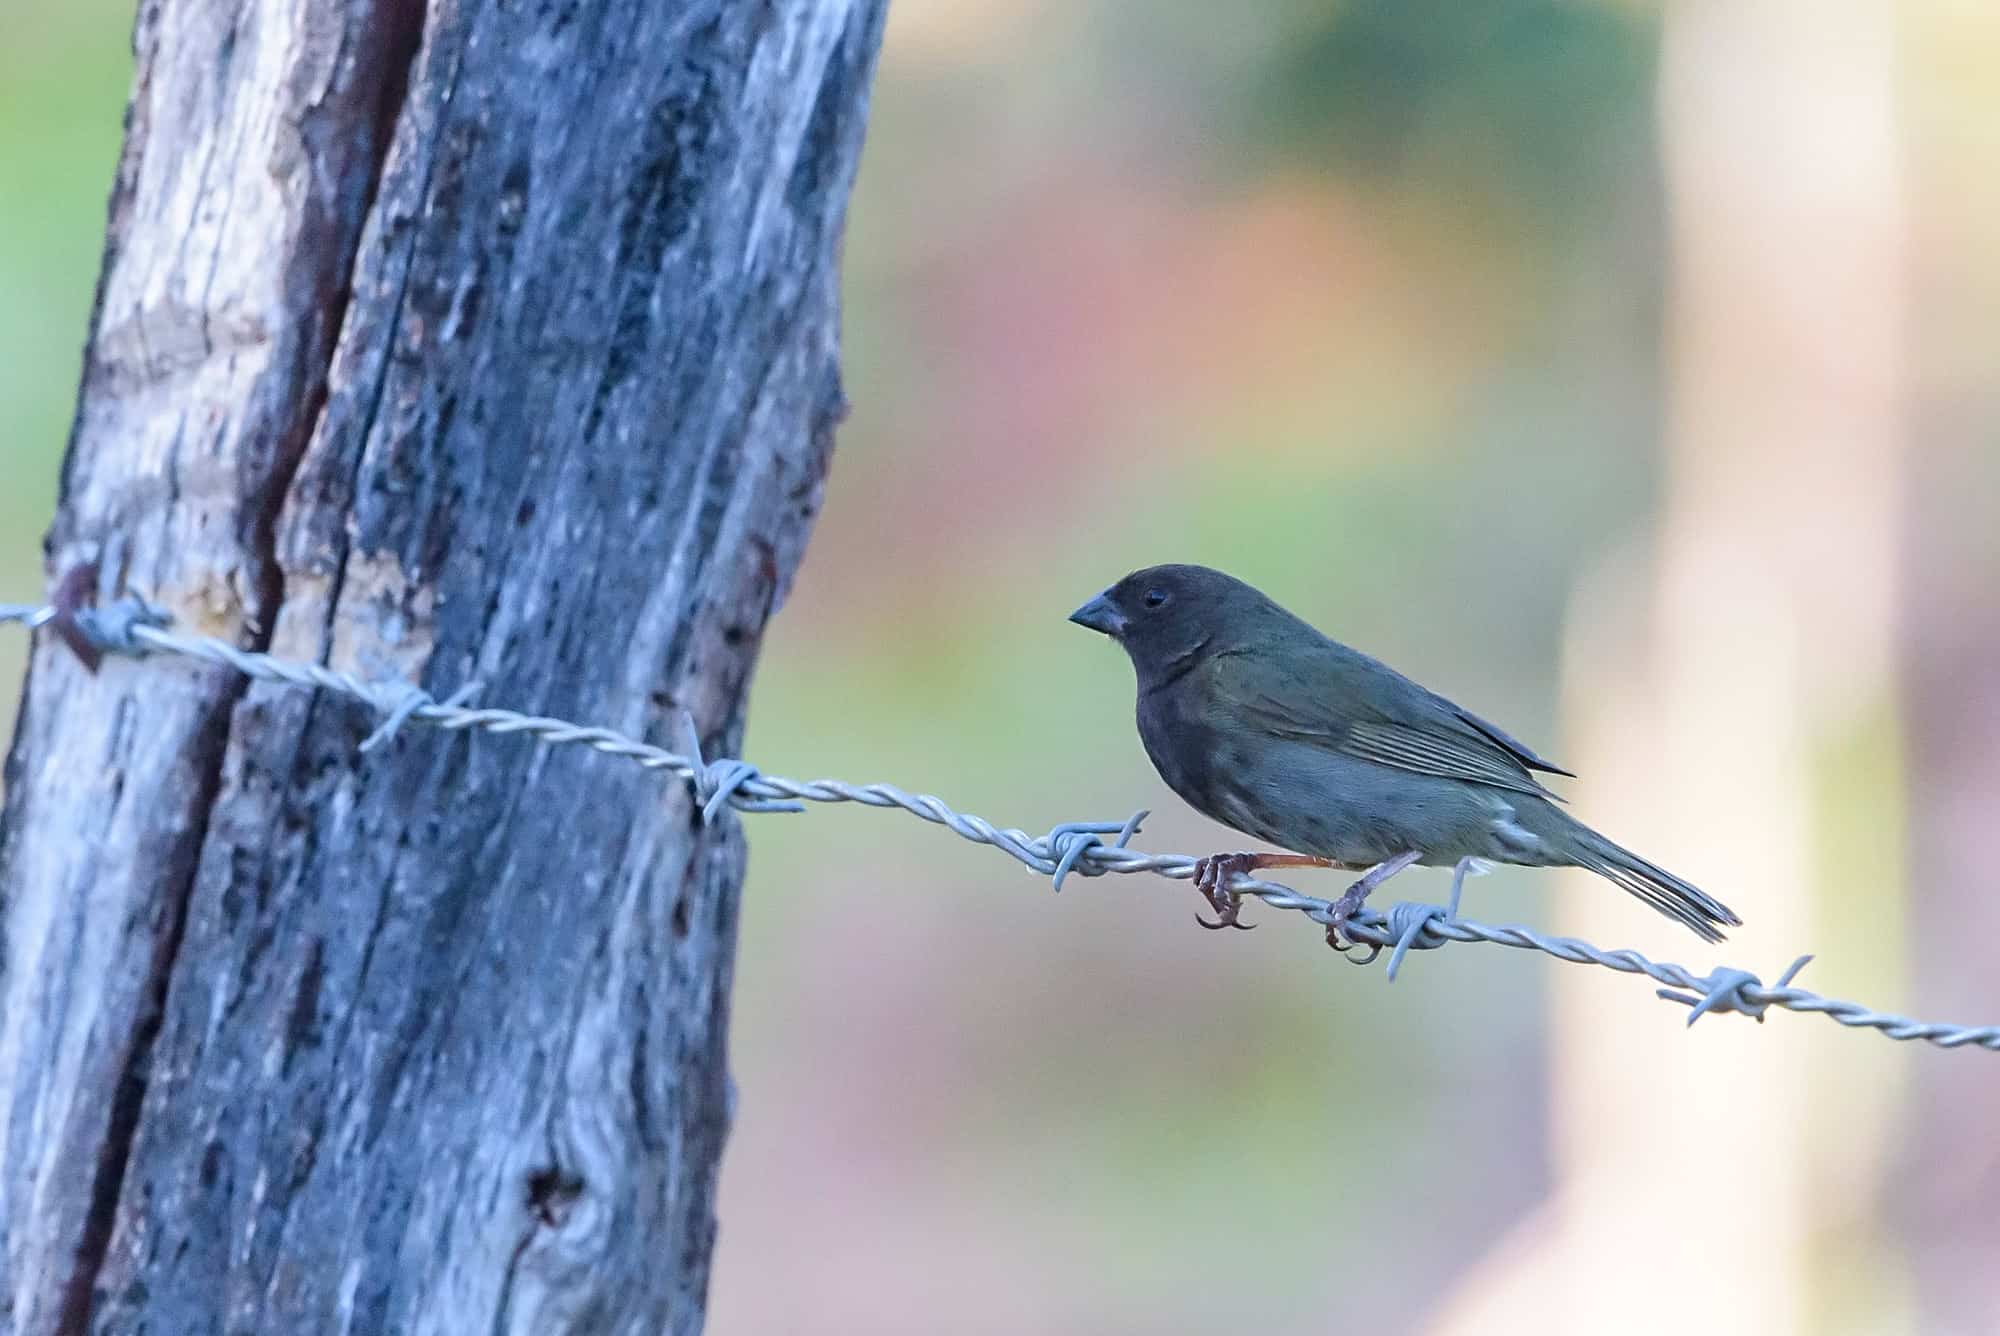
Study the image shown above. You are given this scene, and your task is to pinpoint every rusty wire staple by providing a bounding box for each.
[2,595,1996,1053]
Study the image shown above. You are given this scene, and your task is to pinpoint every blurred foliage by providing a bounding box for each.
[0,3,130,590]
[1099,0,1659,241]
[1253,1,1654,201]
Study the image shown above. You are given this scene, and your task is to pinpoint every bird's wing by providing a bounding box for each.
[1204,640,1569,801]
[1438,703,1575,778]
[1338,718,1562,798]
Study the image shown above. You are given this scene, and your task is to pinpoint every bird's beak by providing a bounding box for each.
[1068,590,1126,638]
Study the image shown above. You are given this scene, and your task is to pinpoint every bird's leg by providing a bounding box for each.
[1192,852,1336,930]
[1326,849,1425,948]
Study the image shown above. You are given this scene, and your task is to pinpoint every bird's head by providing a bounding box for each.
[1069,563,1271,677]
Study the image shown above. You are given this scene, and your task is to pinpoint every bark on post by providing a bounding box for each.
[0,0,885,1330]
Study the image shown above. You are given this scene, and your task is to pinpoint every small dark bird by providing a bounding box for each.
[1068,564,1741,944]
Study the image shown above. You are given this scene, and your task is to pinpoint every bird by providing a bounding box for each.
[1067,563,1741,945]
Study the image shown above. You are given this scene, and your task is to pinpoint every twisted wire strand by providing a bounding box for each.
[4,599,1995,1053]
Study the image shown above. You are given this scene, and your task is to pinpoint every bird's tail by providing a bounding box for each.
[1535,808,1742,943]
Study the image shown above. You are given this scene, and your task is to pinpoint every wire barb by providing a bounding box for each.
[4,594,1997,1054]
[1382,901,1452,981]
[361,679,483,752]
[1658,954,1816,1027]
[679,711,806,823]
[1043,810,1148,892]
[73,598,172,659]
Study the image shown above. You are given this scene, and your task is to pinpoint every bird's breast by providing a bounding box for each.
[1134,685,1289,845]
[1134,688,1219,810]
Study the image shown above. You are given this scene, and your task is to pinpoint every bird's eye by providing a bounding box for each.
[1143,588,1170,609]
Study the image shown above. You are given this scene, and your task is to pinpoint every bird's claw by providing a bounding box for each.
[1322,881,1374,953]
[1325,913,1383,964]
[1192,852,1259,931]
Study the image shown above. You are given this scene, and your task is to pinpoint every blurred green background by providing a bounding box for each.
[5,3,1998,1333]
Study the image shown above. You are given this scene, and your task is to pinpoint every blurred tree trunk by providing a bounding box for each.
[1431,3,1910,1333]
[1890,13,2000,1324]
[1897,332,2000,1336]
[0,0,883,1331]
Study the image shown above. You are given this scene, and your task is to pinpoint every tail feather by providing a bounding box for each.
[1539,811,1741,943]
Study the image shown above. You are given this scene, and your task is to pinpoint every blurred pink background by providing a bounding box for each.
[5,2,1998,1332]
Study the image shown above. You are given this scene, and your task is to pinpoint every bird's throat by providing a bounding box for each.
[1143,634,1216,694]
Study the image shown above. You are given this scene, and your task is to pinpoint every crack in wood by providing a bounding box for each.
[51,694,234,1336]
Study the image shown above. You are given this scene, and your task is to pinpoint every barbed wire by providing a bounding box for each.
[4,594,1996,1053]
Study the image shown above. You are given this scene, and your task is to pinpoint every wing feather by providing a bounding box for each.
[1342,720,1559,799]
[1203,641,1570,801]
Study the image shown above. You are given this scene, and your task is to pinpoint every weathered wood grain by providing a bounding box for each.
[0,1,885,1330]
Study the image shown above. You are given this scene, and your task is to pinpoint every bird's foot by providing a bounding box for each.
[1192,852,1260,930]
[1322,849,1426,951]
[1192,851,1340,930]
[1324,881,1374,951]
